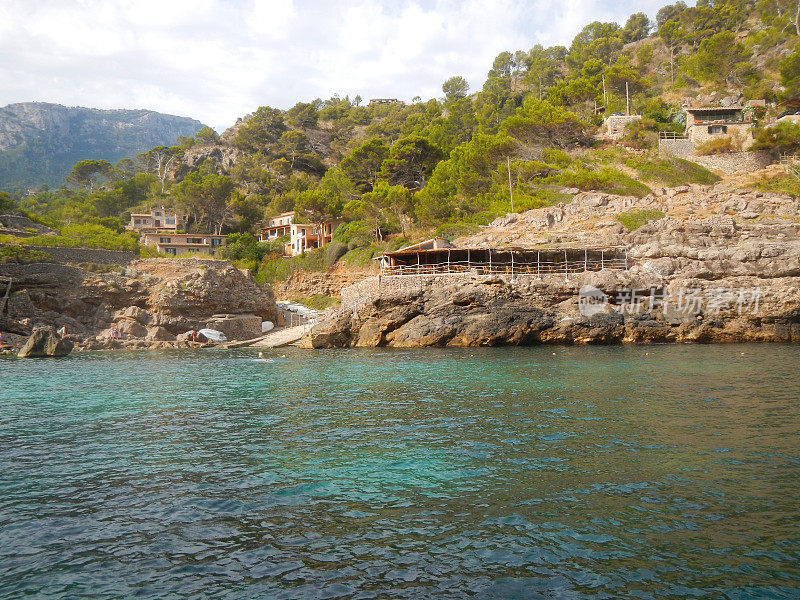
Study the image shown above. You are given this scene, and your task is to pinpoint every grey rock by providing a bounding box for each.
[18,326,73,358]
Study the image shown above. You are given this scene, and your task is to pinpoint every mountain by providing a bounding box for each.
[0,102,205,191]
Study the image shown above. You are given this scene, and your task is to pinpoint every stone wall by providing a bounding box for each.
[603,115,642,140]
[687,151,772,174]
[658,138,694,158]
[0,244,137,265]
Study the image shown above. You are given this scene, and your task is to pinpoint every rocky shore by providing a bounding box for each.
[302,175,800,348]
[0,258,278,352]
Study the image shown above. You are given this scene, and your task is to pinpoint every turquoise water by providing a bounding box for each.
[1,345,799,599]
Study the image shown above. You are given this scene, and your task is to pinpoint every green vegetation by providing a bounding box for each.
[0,224,138,251]
[0,245,55,264]
[697,136,735,155]
[2,0,795,275]
[749,172,800,198]
[625,156,720,186]
[616,209,667,231]
[290,294,341,310]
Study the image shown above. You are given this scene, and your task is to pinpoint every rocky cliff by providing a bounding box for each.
[303,170,800,348]
[0,102,205,190]
[0,258,277,350]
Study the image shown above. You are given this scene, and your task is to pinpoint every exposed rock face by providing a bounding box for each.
[0,102,205,189]
[18,326,73,358]
[304,177,800,348]
[0,258,278,350]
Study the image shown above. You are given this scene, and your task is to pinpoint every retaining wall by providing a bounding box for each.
[0,244,137,265]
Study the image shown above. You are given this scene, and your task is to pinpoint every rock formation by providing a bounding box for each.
[18,326,73,358]
[303,176,800,348]
[0,258,278,351]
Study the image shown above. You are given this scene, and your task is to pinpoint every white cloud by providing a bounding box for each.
[0,0,672,132]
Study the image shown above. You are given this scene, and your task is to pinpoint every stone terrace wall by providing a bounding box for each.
[687,151,772,174]
[1,244,137,265]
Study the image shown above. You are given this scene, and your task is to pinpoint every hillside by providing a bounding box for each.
[0,102,205,190]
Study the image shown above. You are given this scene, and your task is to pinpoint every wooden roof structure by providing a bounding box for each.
[380,243,629,276]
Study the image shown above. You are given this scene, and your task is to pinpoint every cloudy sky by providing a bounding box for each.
[0,0,671,132]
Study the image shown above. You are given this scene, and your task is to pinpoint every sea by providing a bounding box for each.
[1,344,799,599]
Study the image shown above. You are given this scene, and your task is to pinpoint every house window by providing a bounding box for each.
[708,125,727,134]
[165,247,177,256]
[166,218,175,225]
[211,238,222,246]
[160,237,171,243]
[187,238,203,244]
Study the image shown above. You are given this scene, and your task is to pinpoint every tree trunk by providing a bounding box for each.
[795,0,799,36]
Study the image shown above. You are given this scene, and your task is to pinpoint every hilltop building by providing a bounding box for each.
[140,232,225,256]
[127,206,225,256]
[683,105,754,148]
[259,211,340,257]
[126,206,184,233]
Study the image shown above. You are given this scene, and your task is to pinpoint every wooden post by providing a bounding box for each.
[584,248,588,272]
[489,248,492,273]
[507,157,514,213]
[447,248,451,273]
[510,249,515,278]
[626,81,630,116]
[467,248,471,270]
[417,251,420,275]
[564,249,568,277]
[601,249,604,270]
[537,251,540,278]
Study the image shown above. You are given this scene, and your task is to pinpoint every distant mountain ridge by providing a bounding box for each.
[0,102,205,190]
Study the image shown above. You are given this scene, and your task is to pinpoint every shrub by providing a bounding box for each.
[616,209,666,231]
[0,224,138,251]
[748,172,800,198]
[621,118,658,149]
[323,241,348,266]
[548,166,651,198]
[291,294,341,310]
[696,136,734,155]
[626,157,720,186]
[0,245,54,264]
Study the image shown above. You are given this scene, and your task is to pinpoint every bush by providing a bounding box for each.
[696,136,734,155]
[548,166,651,198]
[323,241,348,265]
[626,157,720,186]
[0,224,138,251]
[752,122,800,158]
[291,294,341,310]
[748,172,800,198]
[621,118,658,149]
[0,245,54,264]
[616,209,666,231]
[434,222,481,240]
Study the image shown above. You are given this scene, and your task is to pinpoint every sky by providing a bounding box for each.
[0,0,671,132]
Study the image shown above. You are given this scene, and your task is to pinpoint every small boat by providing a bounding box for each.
[197,328,227,343]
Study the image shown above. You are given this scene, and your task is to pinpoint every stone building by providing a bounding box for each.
[259,211,340,257]
[684,106,754,149]
[603,114,642,140]
[126,206,184,233]
[140,232,225,256]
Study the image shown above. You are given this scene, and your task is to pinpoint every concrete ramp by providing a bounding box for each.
[250,325,307,348]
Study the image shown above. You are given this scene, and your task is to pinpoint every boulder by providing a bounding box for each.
[116,319,148,338]
[18,327,73,358]
[205,314,262,340]
[146,326,175,342]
